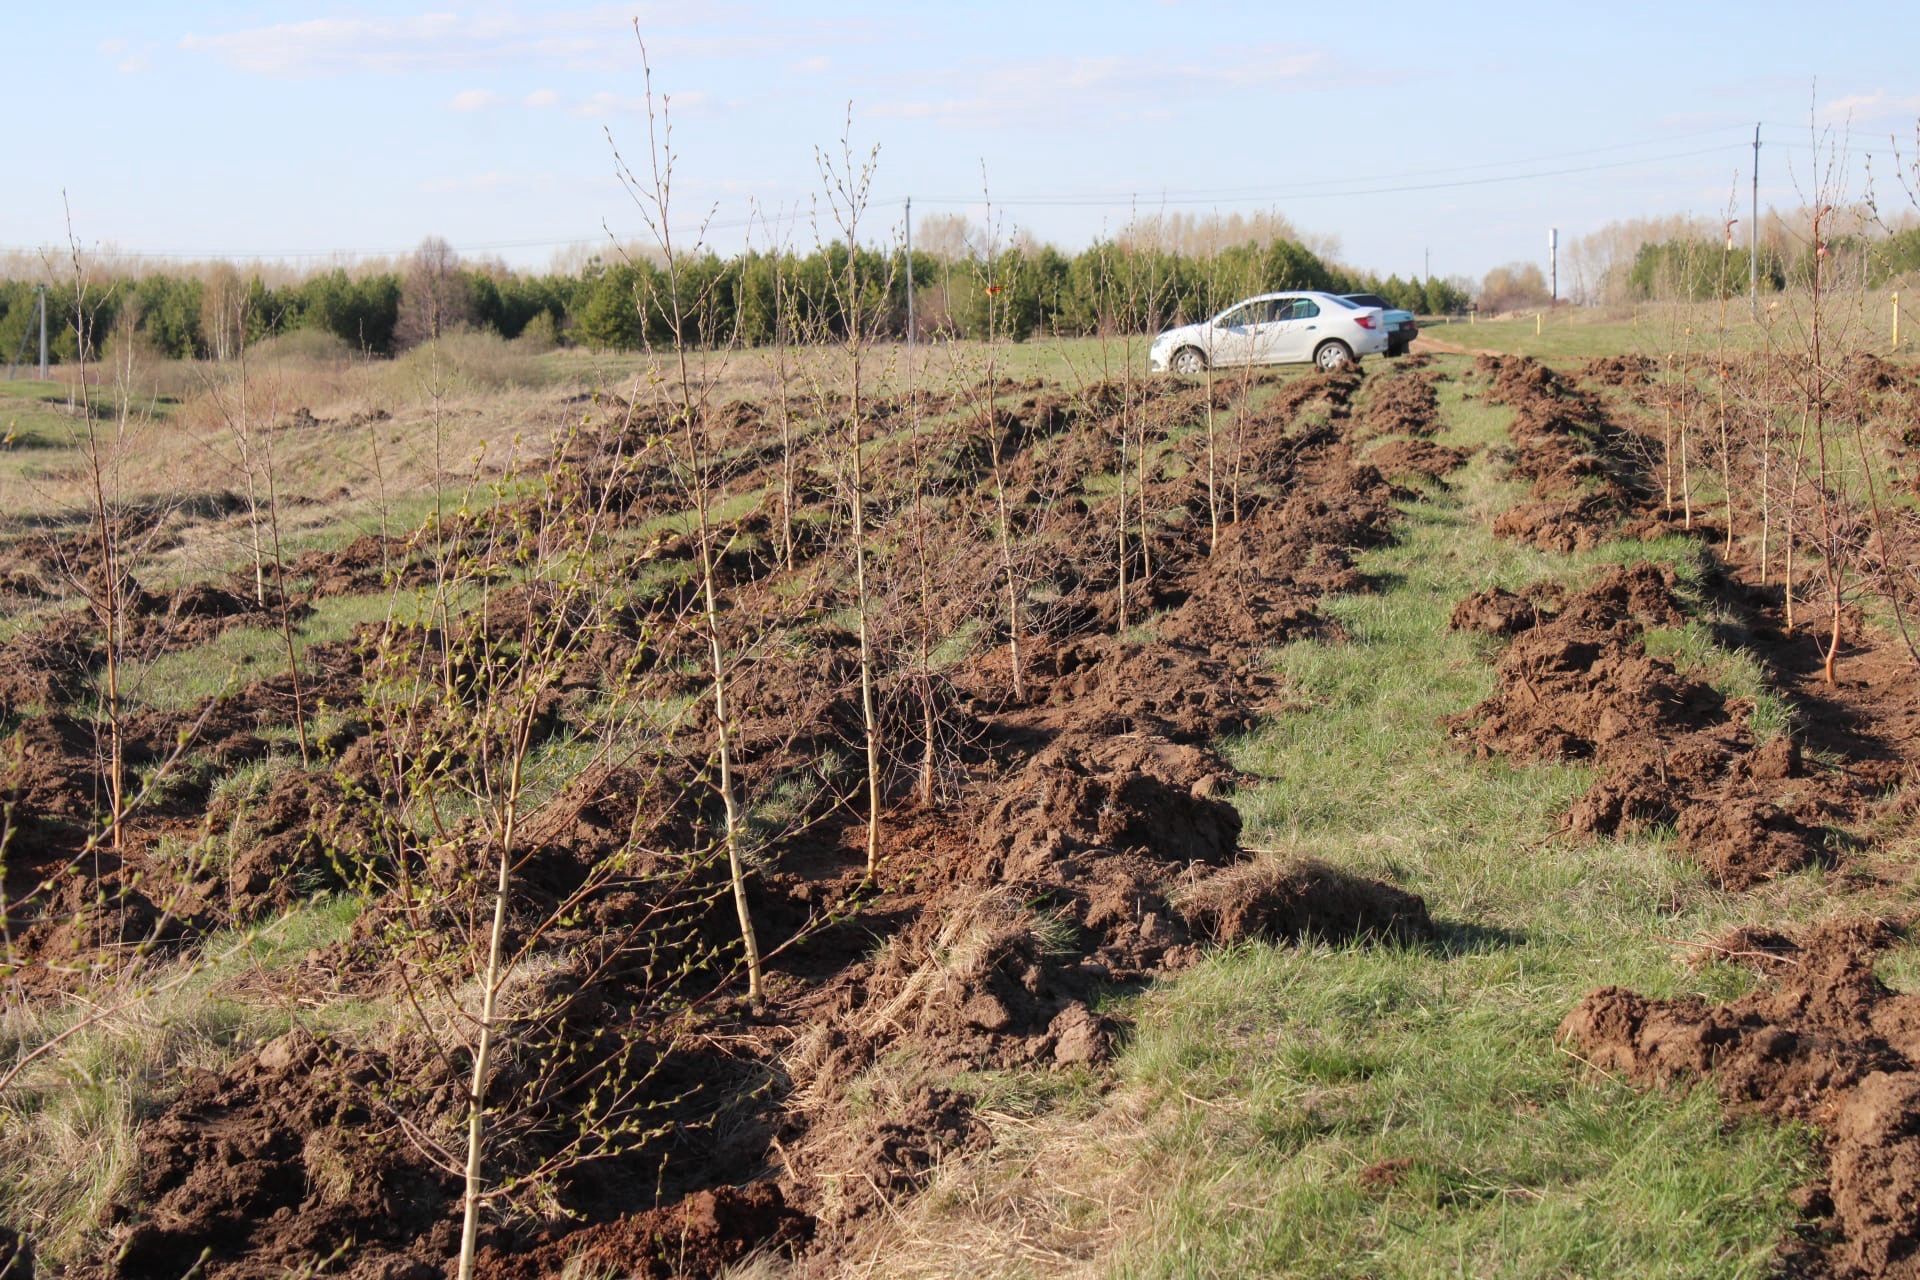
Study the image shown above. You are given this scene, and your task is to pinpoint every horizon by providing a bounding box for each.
[4,3,1919,287]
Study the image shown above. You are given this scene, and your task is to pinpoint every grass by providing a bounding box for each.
[1422,293,1909,363]
[0,894,365,1269]
[115,588,412,712]
[865,354,1829,1278]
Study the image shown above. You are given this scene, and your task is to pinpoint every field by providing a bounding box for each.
[3,306,1920,1279]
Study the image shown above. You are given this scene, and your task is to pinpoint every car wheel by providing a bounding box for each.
[1314,340,1354,371]
[1171,346,1206,375]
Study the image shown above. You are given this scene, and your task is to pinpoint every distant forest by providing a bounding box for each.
[0,231,1469,365]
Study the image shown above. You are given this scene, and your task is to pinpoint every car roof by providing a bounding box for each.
[1232,290,1340,304]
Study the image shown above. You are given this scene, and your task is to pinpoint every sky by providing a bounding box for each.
[5,1,1920,284]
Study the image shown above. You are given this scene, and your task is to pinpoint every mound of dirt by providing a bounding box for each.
[1560,919,1920,1278]
[480,1184,813,1280]
[978,732,1241,884]
[1448,586,1547,636]
[113,1031,460,1279]
[1175,856,1433,946]
[1361,368,1442,438]
[1029,634,1284,743]
[1579,354,1655,386]
[1369,438,1468,480]
[1475,354,1648,552]
[1446,564,1833,888]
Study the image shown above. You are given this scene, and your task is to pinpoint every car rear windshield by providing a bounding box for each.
[1343,294,1389,308]
[1324,294,1359,309]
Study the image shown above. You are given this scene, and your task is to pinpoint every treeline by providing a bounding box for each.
[0,264,570,365]
[1,234,1468,365]
[1623,227,1920,301]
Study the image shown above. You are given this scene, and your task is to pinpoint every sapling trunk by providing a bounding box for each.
[695,499,764,1007]
[848,372,882,877]
[457,771,521,1280]
[1204,355,1220,552]
[816,124,886,878]
[974,190,1023,700]
[775,266,797,571]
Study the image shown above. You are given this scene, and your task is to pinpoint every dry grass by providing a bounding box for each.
[0,898,362,1269]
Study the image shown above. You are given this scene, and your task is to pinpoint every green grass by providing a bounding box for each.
[0,893,365,1269]
[1421,294,1909,363]
[117,584,470,712]
[888,355,1829,1278]
[1100,360,1821,1277]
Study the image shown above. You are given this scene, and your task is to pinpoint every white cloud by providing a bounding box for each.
[794,55,829,74]
[573,88,708,118]
[872,46,1334,129]
[1821,91,1920,124]
[100,37,151,73]
[450,88,503,111]
[524,88,560,108]
[178,7,874,78]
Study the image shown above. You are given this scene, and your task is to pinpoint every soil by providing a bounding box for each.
[1368,438,1469,481]
[1579,353,1656,386]
[1448,585,1553,636]
[1359,367,1443,439]
[1561,918,1920,1278]
[41,365,1436,1277]
[1474,353,1652,554]
[1479,346,1920,1275]
[1444,562,1849,888]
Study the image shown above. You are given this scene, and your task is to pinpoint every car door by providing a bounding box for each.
[1271,298,1323,363]
[1245,298,1304,364]
[1209,302,1261,366]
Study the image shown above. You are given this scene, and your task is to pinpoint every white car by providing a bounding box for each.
[1149,290,1389,374]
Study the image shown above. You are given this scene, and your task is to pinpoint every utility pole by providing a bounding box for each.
[37,285,48,379]
[1750,123,1761,318]
[1548,227,1558,303]
[1424,246,1430,284]
[904,195,915,350]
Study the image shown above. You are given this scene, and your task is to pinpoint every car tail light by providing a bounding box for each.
[1354,313,1377,330]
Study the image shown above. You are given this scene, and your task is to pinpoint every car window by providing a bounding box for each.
[1294,299,1320,319]
[1217,303,1254,326]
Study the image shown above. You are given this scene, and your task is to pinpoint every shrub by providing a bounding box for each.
[383,329,543,396]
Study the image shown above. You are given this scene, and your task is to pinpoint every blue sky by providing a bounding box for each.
[5,2,1918,281]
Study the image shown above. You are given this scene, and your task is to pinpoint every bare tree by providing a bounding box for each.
[815,111,888,879]
[397,236,475,349]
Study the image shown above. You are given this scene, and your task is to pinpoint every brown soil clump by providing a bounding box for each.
[1448,586,1550,636]
[1475,353,1649,553]
[1561,919,1920,1278]
[1579,354,1655,386]
[111,1031,460,1279]
[1360,368,1443,438]
[1175,856,1433,946]
[1446,564,1835,888]
[480,1185,813,1280]
[1369,438,1468,481]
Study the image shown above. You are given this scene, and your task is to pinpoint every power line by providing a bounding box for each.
[0,128,1780,262]
[904,143,1748,208]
